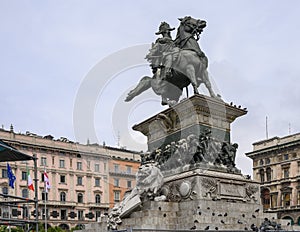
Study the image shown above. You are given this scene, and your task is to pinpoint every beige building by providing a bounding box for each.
[0,127,140,230]
[246,133,300,225]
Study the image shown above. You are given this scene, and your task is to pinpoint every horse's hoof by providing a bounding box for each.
[168,100,177,107]
[161,100,168,106]
[125,95,133,102]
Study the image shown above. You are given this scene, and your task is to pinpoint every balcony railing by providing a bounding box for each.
[109,171,136,178]
[87,202,109,208]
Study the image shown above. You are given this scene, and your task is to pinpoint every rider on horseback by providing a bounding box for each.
[125,16,219,106]
[146,22,179,81]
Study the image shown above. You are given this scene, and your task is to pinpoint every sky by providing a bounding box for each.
[1,1,300,175]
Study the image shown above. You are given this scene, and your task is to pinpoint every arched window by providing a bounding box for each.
[266,167,272,182]
[297,216,300,225]
[265,158,271,164]
[77,193,83,203]
[60,192,66,202]
[259,159,264,165]
[283,192,291,207]
[95,194,101,204]
[282,216,294,225]
[2,187,8,195]
[261,188,270,209]
[259,169,265,183]
[22,189,28,198]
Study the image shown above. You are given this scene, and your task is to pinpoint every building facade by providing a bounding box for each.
[0,127,140,230]
[108,156,140,208]
[246,133,300,225]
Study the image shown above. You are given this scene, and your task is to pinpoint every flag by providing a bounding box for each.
[7,163,16,189]
[27,170,34,191]
[44,171,50,192]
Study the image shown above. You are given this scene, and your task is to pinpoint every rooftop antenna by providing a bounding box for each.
[266,116,269,139]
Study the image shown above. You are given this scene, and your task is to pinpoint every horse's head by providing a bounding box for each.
[178,16,206,34]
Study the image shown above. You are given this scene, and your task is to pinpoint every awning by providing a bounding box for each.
[0,140,33,162]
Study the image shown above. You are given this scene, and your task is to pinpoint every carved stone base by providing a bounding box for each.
[84,169,293,231]
[133,94,247,152]
[161,168,259,202]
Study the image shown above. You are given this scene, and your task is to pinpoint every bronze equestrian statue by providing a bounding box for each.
[125,16,221,106]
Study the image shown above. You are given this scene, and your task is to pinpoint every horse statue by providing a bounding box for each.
[125,16,220,106]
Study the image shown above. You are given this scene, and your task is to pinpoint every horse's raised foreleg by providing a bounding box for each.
[125,76,152,102]
[186,64,199,94]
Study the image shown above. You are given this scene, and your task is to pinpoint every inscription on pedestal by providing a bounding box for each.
[220,183,244,198]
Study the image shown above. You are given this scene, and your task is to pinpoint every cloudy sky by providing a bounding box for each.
[1,1,300,175]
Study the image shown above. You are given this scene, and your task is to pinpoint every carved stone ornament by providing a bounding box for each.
[202,177,218,198]
[245,183,259,202]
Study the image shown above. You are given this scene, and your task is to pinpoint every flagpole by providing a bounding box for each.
[25,162,29,232]
[44,166,47,232]
[33,154,39,232]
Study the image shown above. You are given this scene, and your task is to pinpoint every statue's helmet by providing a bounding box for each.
[155,22,175,35]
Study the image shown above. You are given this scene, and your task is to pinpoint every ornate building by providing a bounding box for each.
[246,133,300,225]
[108,156,140,208]
[0,126,140,230]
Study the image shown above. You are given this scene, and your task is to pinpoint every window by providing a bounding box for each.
[41,157,47,166]
[266,167,272,182]
[2,207,9,218]
[95,178,100,187]
[70,158,72,168]
[21,171,27,181]
[265,158,271,164]
[77,193,83,203]
[283,167,290,178]
[127,180,132,188]
[59,160,65,168]
[60,175,66,183]
[22,189,28,198]
[95,164,100,172]
[259,169,264,183]
[77,176,83,185]
[61,209,67,220]
[96,211,101,221]
[284,154,289,160]
[114,191,120,202]
[2,169,7,178]
[283,192,291,207]
[77,162,82,170]
[42,191,48,201]
[60,192,66,202]
[78,210,84,220]
[114,164,119,173]
[42,208,49,220]
[261,189,270,209]
[126,166,132,174]
[95,194,101,204]
[41,173,45,181]
[297,192,300,205]
[23,207,29,219]
[114,178,119,187]
[2,187,8,195]
[52,156,55,165]
[259,159,264,166]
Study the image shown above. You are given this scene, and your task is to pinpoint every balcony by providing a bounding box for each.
[45,200,77,207]
[109,171,136,178]
[87,202,109,209]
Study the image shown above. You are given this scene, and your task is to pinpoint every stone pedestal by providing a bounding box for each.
[116,168,269,231]
[78,95,293,231]
[133,94,247,152]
